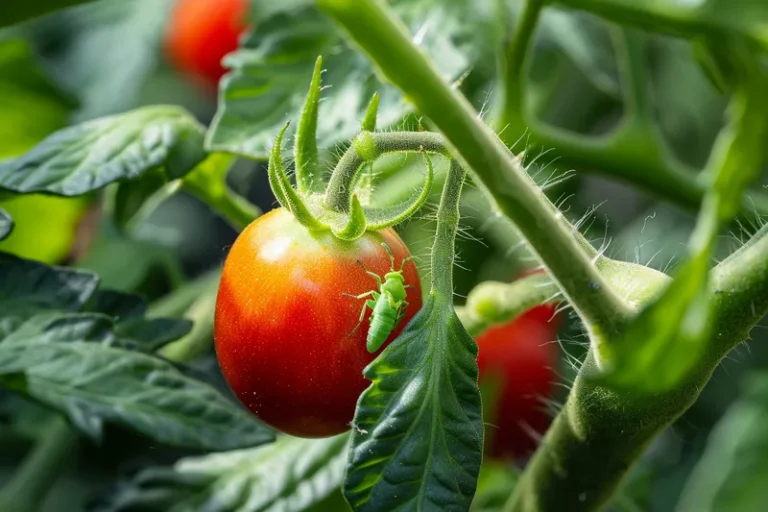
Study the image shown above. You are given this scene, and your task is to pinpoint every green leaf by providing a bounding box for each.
[593,253,712,393]
[0,209,12,241]
[85,289,147,320]
[0,254,258,451]
[0,314,273,451]
[0,252,99,318]
[43,0,174,122]
[344,296,483,511]
[0,106,206,196]
[85,289,193,352]
[206,5,468,159]
[677,371,768,512]
[113,317,193,353]
[95,434,349,511]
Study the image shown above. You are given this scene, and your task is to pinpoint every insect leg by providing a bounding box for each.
[399,255,415,272]
[348,298,378,337]
[342,290,376,300]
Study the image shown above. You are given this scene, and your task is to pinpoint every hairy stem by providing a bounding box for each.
[324,131,447,212]
[318,0,633,339]
[431,160,466,297]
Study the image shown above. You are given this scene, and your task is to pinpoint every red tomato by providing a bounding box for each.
[476,301,560,460]
[164,0,249,92]
[214,208,422,438]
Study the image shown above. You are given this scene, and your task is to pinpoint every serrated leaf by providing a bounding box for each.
[344,296,483,511]
[677,371,768,512]
[0,106,206,196]
[206,5,468,159]
[0,252,99,319]
[94,434,349,512]
[0,209,12,241]
[0,315,273,451]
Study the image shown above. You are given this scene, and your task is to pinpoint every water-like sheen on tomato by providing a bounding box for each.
[214,208,422,438]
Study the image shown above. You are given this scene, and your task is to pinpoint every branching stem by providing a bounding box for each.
[318,0,633,341]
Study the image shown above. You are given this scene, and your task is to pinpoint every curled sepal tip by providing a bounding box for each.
[331,194,367,241]
[364,152,435,230]
[361,92,379,132]
[268,122,326,231]
[294,56,323,194]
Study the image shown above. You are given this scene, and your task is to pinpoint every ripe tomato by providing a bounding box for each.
[476,301,560,460]
[214,208,422,438]
[164,0,249,92]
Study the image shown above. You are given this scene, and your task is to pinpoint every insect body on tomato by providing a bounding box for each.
[347,243,413,352]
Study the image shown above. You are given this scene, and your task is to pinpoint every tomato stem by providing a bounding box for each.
[318,0,633,341]
[323,131,446,213]
[430,160,466,297]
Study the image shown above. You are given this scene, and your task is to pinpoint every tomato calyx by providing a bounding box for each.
[265,56,434,242]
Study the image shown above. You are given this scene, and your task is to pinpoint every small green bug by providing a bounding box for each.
[345,243,414,353]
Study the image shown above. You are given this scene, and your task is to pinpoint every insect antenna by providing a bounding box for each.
[380,242,396,269]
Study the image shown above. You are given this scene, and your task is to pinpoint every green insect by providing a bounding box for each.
[346,243,413,353]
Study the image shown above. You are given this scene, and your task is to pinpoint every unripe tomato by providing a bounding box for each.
[214,208,422,438]
[476,302,560,460]
[164,0,249,92]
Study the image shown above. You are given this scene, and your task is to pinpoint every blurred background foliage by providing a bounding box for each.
[0,0,766,511]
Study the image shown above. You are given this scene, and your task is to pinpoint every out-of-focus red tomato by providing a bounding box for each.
[164,0,249,92]
[475,279,560,460]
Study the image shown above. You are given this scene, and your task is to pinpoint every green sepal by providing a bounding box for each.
[330,194,367,240]
[0,208,12,241]
[294,56,323,194]
[363,152,434,230]
[267,123,292,209]
[361,92,379,132]
[268,123,326,231]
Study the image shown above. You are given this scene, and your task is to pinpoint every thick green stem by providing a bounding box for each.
[318,0,632,339]
[431,160,466,297]
[0,416,78,512]
[182,154,261,231]
[711,223,768,355]
[505,232,768,511]
[497,0,542,127]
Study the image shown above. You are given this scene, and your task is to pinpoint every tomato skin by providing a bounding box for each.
[214,208,422,438]
[164,0,249,91]
[476,302,560,460]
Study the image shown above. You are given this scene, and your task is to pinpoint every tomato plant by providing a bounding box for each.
[2,1,768,512]
[163,0,248,91]
[215,207,422,437]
